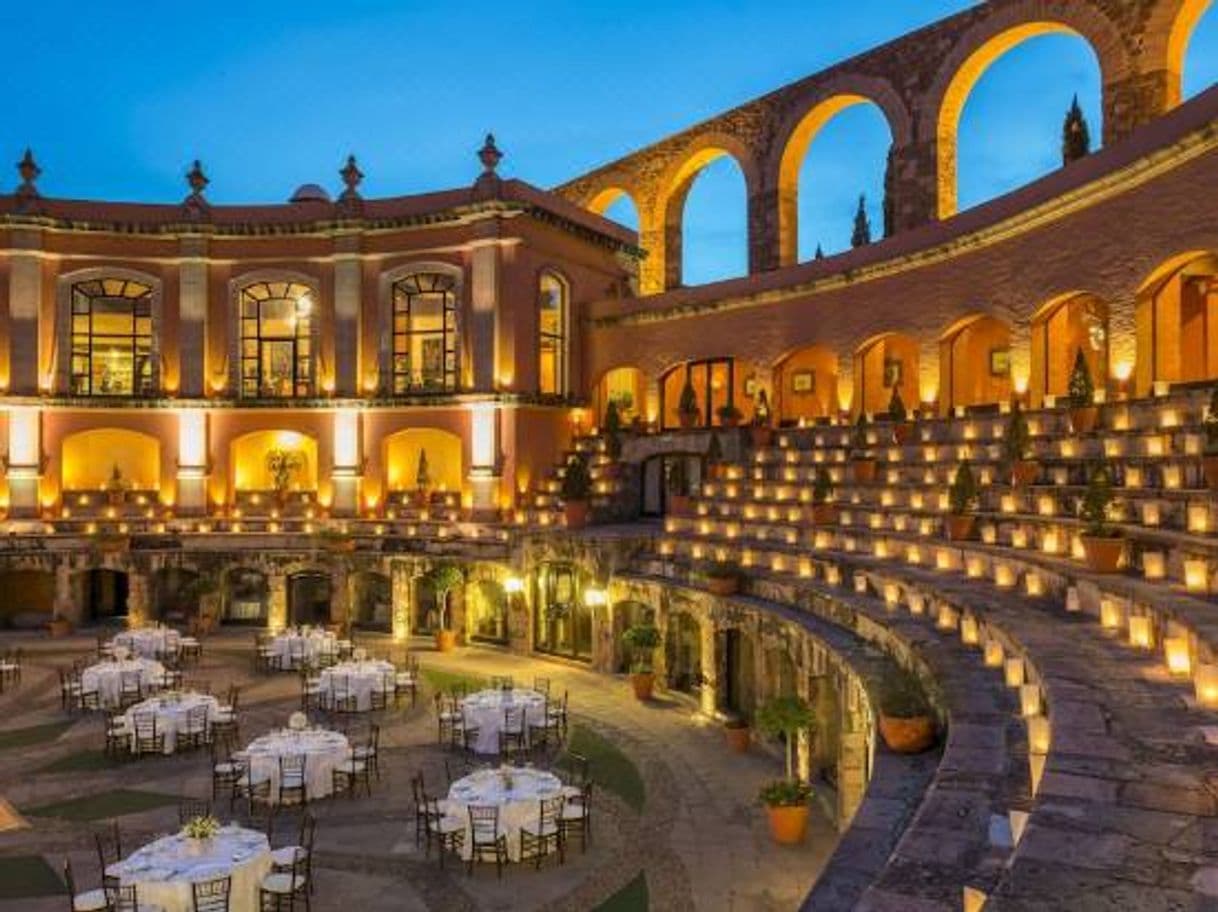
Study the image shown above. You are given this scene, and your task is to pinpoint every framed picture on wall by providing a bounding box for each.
[989,347,1011,377]
[791,370,815,394]
[883,358,902,389]
[743,376,759,397]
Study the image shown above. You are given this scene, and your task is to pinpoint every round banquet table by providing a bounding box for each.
[446,767,564,862]
[319,660,393,712]
[268,629,336,668]
[461,689,547,755]
[113,627,180,659]
[123,692,219,754]
[81,658,164,709]
[238,728,351,802]
[106,825,272,912]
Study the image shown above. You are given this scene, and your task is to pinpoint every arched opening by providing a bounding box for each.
[853,333,919,417]
[150,566,201,627]
[612,599,653,673]
[384,428,463,495]
[939,24,1105,216]
[1031,293,1109,405]
[352,570,392,632]
[231,430,318,494]
[778,96,895,262]
[288,571,331,626]
[1177,0,1218,100]
[79,568,128,623]
[667,150,748,287]
[467,579,508,644]
[764,647,798,699]
[720,627,756,721]
[223,567,268,626]
[774,345,838,425]
[939,315,1013,412]
[538,271,570,397]
[594,366,646,428]
[588,187,640,233]
[62,429,161,495]
[665,612,702,696]
[1137,254,1218,390]
[0,568,53,629]
[533,561,592,662]
[659,358,744,430]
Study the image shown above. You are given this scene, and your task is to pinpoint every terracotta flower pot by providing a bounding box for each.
[810,504,839,526]
[765,803,810,845]
[1081,535,1124,573]
[706,575,739,596]
[719,415,740,428]
[668,494,691,516]
[1070,405,1099,434]
[565,500,589,529]
[851,458,877,484]
[1012,460,1039,487]
[945,515,975,541]
[878,714,935,754]
[434,629,458,653]
[629,672,655,701]
[724,724,750,753]
[892,423,914,445]
[1203,456,1218,491]
[750,426,773,448]
[413,489,432,509]
[678,411,700,430]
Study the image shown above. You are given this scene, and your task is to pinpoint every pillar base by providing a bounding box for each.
[175,474,208,516]
[6,473,40,518]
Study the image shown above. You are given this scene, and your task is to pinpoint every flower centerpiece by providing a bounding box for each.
[182,815,221,854]
[499,767,515,791]
[288,711,308,732]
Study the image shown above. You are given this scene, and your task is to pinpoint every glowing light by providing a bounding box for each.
[1165,636,1192,676]
[503,576,525,594]
[1128,616,1153,650]
[1194,663,1218,708]
[1185,559,1209,594]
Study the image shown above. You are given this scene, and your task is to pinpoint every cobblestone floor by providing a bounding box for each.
[0,631,836,911]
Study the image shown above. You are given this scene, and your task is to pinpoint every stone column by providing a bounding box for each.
[330,561,350,629]
[390,562,412,642]
[469,224,500,392]
[54,560,78,626]
[330,410,361,517]
[333,242,361,397]
[178,237,208,397]
[836,680,869,829]
[1104,72,1174,145]
[8,230,43,395]
[127,572,149,629]
[176,410,208,515]
[748,185,780,274]
[887,140,939,230]
[268,571,288,631]
[699,614,718,717]
[6,406,41,517]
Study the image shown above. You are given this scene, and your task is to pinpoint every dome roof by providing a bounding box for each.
[289,183,331,203]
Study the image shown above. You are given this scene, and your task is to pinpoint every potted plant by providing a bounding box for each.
[887,386,913,445]
[849,415,876,483]
[561,453,593,529]
[266,448,304,507]
[1203,388,1218,490]
[1067,349,1099,434]
[945,461,978,541]
[1079,460,1123,572]
[705,560,741,596]
[724,715,751,753]
[706,431,726,480]
[414,448,433,508]
[428,564,465,652]
[603,401,624,479]
[717,403,743,428]
[1003,400,1037,486]
[809,466,838,525]
[182,815,221,856]
[750,389,773,448]
[756,695,817,844]
[678,377,700,429]
[667,458,691,516]
[104,463,129,507]
[621,622,662,701]
[877,666,935,753]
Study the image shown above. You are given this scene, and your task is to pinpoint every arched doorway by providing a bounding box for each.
[534,562,592,662]
[0,568,53,629]
[224,567,268,625]
[939,314,1013,413]
[81,569,128,623]
[853,333,919,416]
[1031,293,1108,404]
[1137,254,1218,392]
[151,567,201,627]
[665,613,703,696]
[720,627,756,721]
[612,600,653,673]
[352,571,391,632]
[594,366,646,427]
[660,359,743,430]
[288,571,331,626]
[468,579,508,644]
[774,345,838,424]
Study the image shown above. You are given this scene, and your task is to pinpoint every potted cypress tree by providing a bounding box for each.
[667,458,691,515]
[428,564,465,652]
[1067,350,1099,433]
[750,390,773,448]
[561,453,592,529]
[810,466,838,525]
[678,378,700,429]
[717,404,743,428]
[849,414,877,483]
[1203,388,1218,490]
[1079,460,1123,572]
[756,695,817,844]
[945,461,978,541]
[705,559,741,596]
[414,448,433,508]
[603,400,623,479]
[1003,400,1037,486]
[877,666,935,754]
[621,622,662,700]
[888,385,914,445]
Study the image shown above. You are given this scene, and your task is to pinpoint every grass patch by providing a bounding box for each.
[563,724,646,812]
[0,856,65,899]
[0,722,74,750]
[422,668,487,694]
[40,750,127,774]
[594,872,648,912]
[24,789,179,822]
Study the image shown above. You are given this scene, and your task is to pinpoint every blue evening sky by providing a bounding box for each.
[7,1,1218,285]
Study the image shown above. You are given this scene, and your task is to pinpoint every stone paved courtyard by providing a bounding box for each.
[0,630,836,911]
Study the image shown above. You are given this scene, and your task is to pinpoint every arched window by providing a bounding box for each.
[539,272,568,396]
[239,281,314,398]
[70,278,154,396]
[391,273,458,394]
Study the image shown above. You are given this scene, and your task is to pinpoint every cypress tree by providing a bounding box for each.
[882,147,895,238]
[814,243,825,260]
[1062,94,1091,165]
[851,194,871,248]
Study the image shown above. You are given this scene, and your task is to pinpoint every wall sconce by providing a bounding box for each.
[504,576,525,595]
[583,587,607,608]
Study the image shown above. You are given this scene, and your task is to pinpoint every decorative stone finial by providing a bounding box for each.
[17,149,40,190]
[186,160,209,197]
[478,133,503,174]
[339,155,363,199]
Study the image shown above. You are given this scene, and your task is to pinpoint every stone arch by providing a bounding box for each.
[0,566,54,628]
[61,428,161,493]
[773,344,838,424]
[222,565,269,626]
[922,2,1132,218]
[1030,292,1110,405]
[853,332,919,417]
[351,568,392,631]
[383,427,463,495]
[938,313,1013,413]
[771,77,913,266]
[586,185,642,228]
[230,429,319,493]
[1135,252,1218,392]
[592,364,648,427]
[664,609,703,696]
[1142,0,1214,108]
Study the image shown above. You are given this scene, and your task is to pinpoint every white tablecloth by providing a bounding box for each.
[123,693,219,754]
[447,767,564,861]
[461,689,547,755]
[81,658,164,709]
[239,728,350,802]
[319,661,393,712]
[107,825,272,912]
[114,628,180,659]
[268,631,336,668]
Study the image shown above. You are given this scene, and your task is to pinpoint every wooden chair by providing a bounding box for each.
[63,857,107,912]
[178,796,212,825]
[394,656,418,707]
[177,704,210,751]
[423,794,464,869]
[270,811,316,894]
[278,754,308,807]
[233,767,274,823]
[369,676,390,711]
[466,805,508,878]
[258,851,309,910]
[104,715,131,758]
[94,823,122,877]
[132,713,163,757]
[520,795,565,868]
[548,689,569,737]
[331,753,371,799]
[104,882,166,912]
[191,873,231,912]
[498,705,528,760]
[210,739,246,806]
[118,671,143,710]
[532,676,551,697]
[434,693,460,746]
[352,724,380,780]
[329,675,358,715]
[528,698,563,754]
[560,779,594,852]
[489,675,514,691]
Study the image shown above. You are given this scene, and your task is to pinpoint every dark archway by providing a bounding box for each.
[352,571,392,632]
[151,567,201,627]
[224,567,268,625]
[665,612,702,695]
[288,571,331,626]
[81,569,129,623]
[0,569,53,630]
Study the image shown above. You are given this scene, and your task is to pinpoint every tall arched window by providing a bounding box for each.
[539,272,568,396]
[391,273,458,393]
[70,278,154,396]
[239,281,314,398]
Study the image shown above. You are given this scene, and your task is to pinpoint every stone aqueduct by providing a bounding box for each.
[556,0,1213,294]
